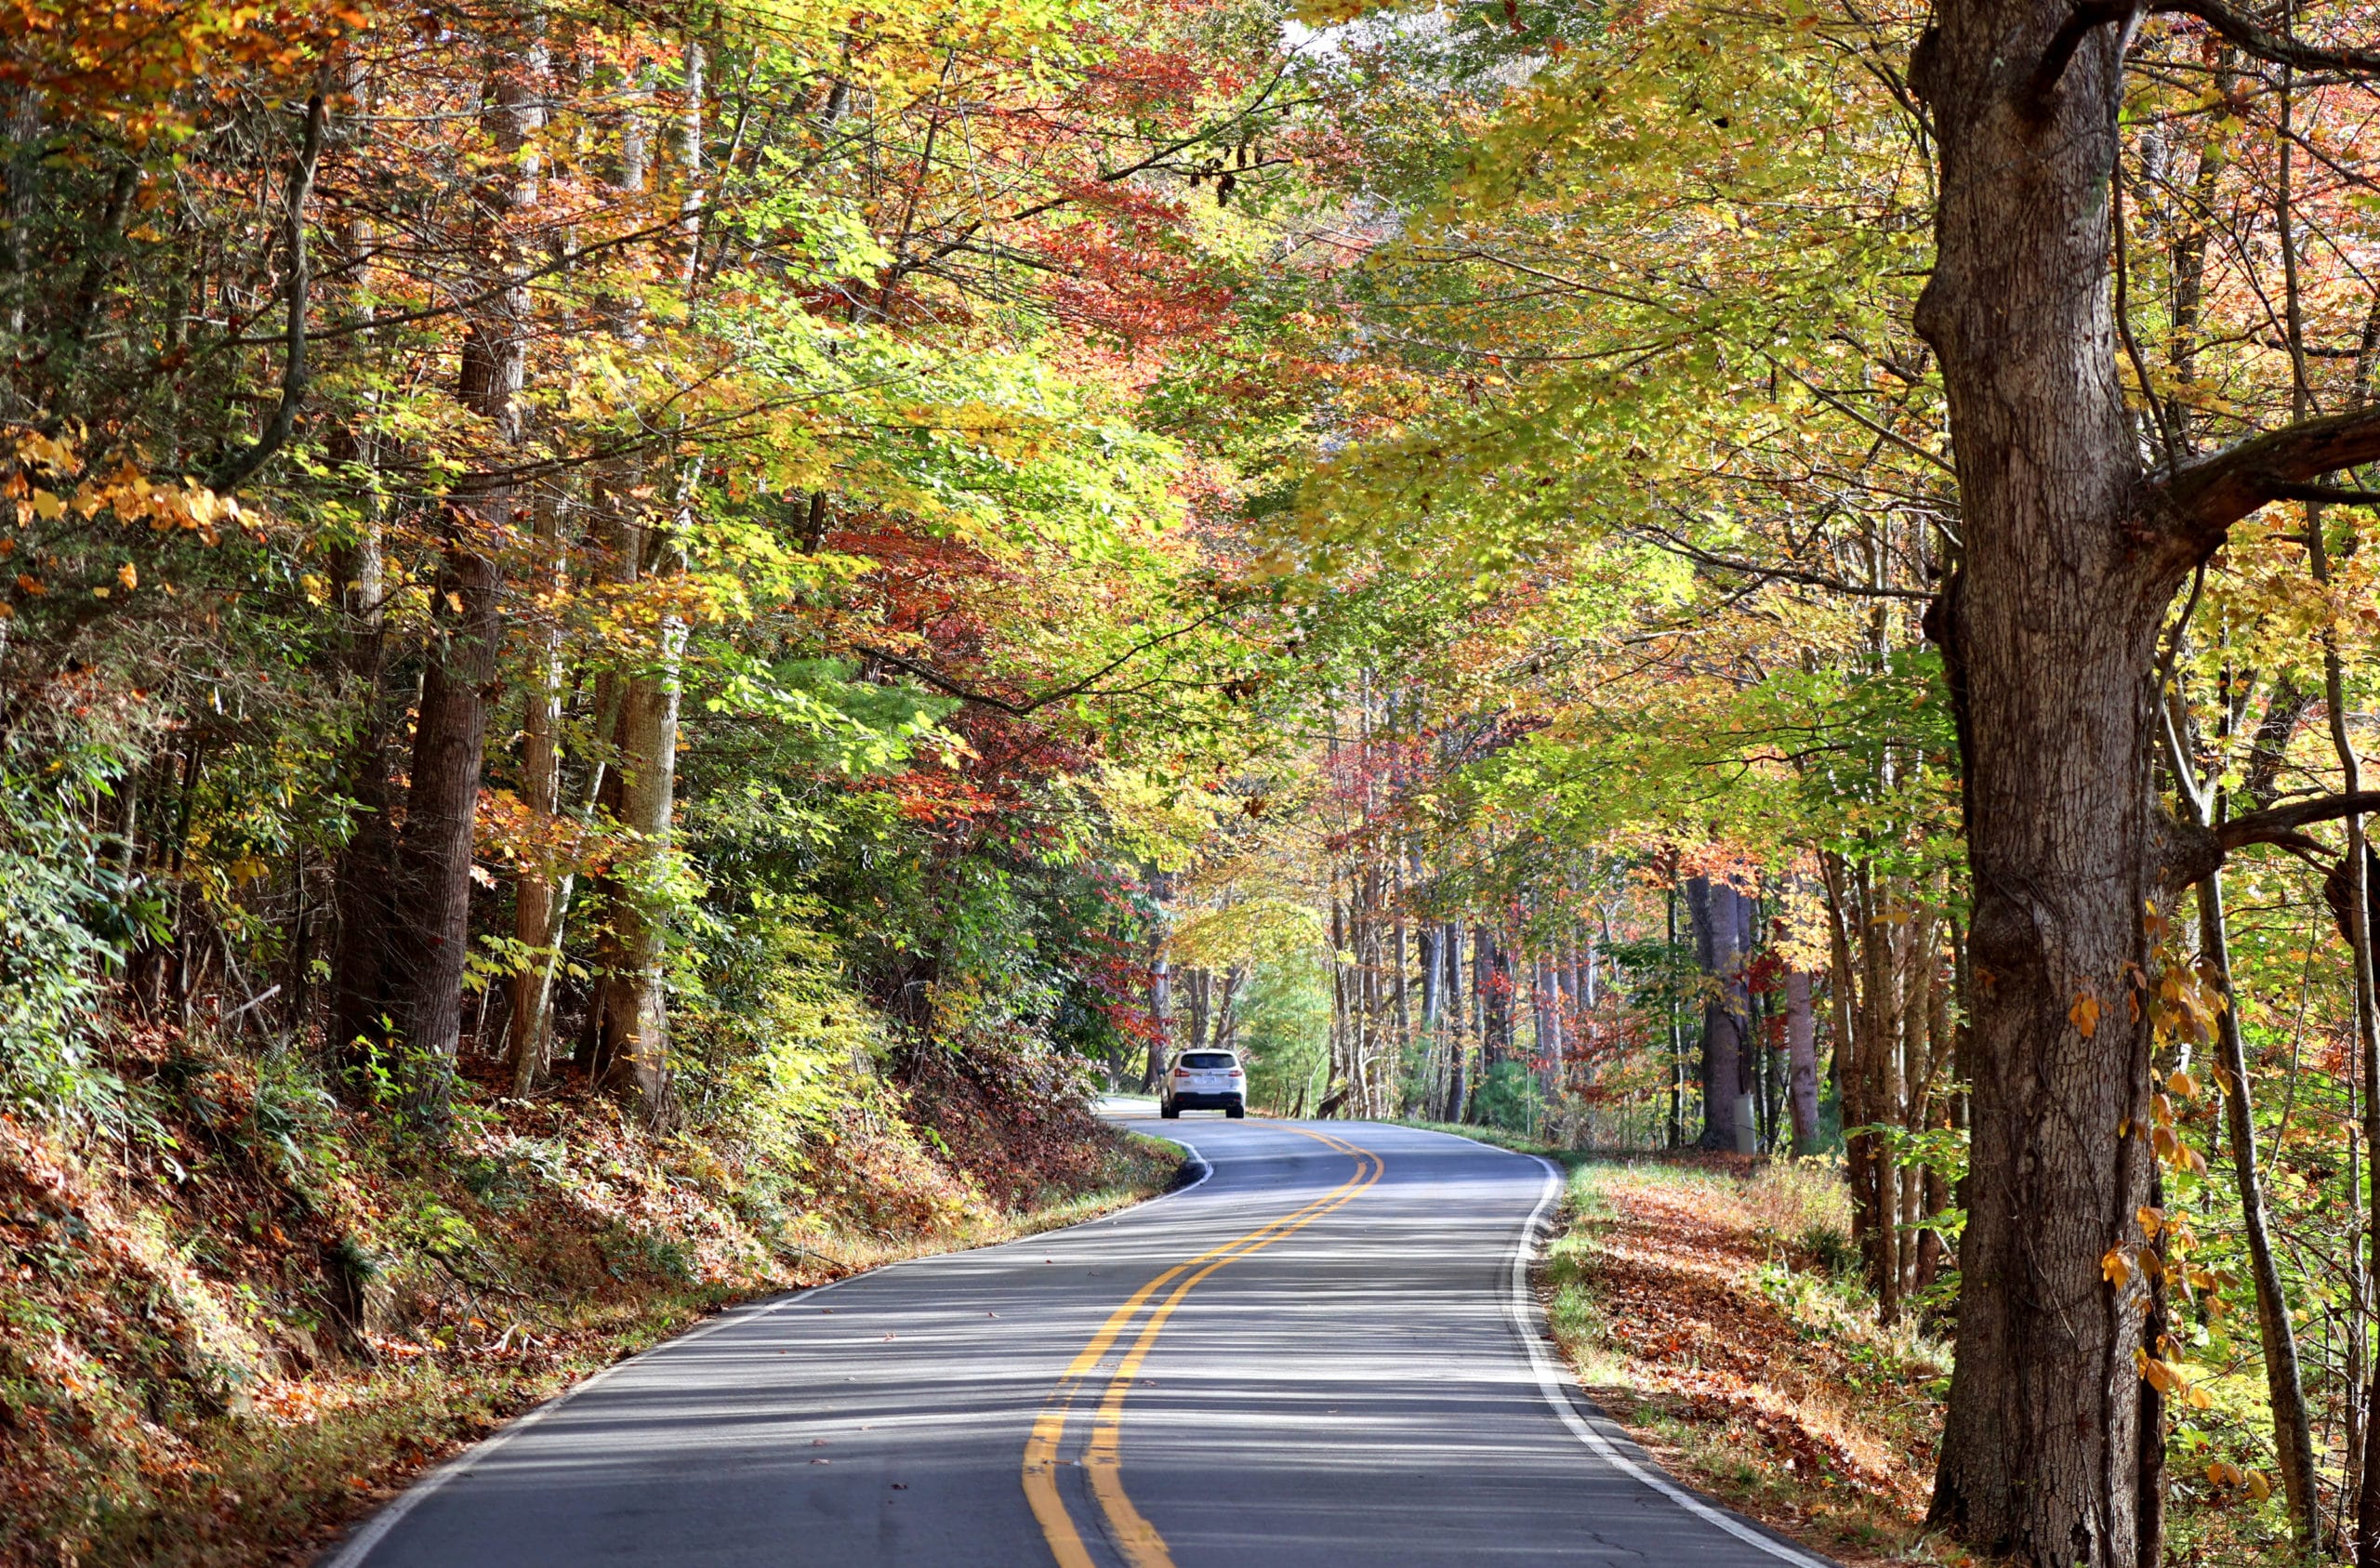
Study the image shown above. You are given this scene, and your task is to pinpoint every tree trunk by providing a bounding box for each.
[2200,872,2320,1548]
[506,486,566,1096]
[327,519,395,1087]
[1914,10,2187,1557]
[393,547,502,1112]
[1437,918,1456,1127]
[591,600,682,1116]
[1687,875,1751,1152]
[1786,966,1820,1154]
[390,28,546,1117]
[1146,951,1170,1094]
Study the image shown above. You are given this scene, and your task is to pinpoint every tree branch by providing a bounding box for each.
[2268,481,2380,505]
[2151,0,2380,75]
[1629,523,1936,600]
[2029,1,2136,116]
[2218,790,2380,852]
[211,93,325,493]
[2157,402,2380,541]
[853,608,1230,718]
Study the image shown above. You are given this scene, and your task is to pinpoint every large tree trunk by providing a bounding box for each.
[1912,13,2184,1560]
[394,547,501,1109]
[391,29,546,1114]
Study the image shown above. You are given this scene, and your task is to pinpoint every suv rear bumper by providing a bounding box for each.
[1166,1091,1244,1110]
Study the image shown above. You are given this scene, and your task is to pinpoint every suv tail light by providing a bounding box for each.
[1172,1066,1190,1076]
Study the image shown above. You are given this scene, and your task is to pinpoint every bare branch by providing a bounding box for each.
[1628,523,1936,600]
[2219,790,2380,852]
[853,607,1230,718]
[2152,0,2380,75]
[2157,402,2380,540]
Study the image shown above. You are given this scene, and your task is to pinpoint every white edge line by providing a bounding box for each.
[321,1118,1213,1567]
[1511,1153,1839,1568]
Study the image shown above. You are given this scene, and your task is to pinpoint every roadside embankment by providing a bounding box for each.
[1,1032,1178,1568]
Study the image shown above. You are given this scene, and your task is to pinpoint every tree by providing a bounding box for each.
[1913,7,2380,1560]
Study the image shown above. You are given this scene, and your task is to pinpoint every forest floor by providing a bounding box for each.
[1422,1128,2301,1568]
[0,1031,1180,1568]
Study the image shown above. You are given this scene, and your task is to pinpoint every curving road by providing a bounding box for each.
[325,1113,1835,1567]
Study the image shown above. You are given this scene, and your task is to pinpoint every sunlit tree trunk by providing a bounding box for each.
[591,569,682,1115]
[588,32,704,1121]
[506,483,565,1096]
[1785,965,1820,1154]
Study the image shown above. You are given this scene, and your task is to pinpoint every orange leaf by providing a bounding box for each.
[2070,992,2101,1038]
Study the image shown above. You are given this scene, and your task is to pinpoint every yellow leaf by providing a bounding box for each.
[30,488,62,520]
[2246,1469,2270,1501]
[2187,1384,2214,1410]
[2070,992,2101,1038]
[2103,1246,2132,1287]
[2137,1206,2163,1238]
[116,561,137,592]
[2169,1070,2199,1099]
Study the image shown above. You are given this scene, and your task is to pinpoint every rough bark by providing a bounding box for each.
[1913,7,2182,1557]
[325,468,397,1085]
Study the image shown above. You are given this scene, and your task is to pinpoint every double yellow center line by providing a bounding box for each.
[1022,1127,1385,1568]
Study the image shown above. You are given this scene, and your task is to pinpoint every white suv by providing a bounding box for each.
[1161,1050,1246,1118]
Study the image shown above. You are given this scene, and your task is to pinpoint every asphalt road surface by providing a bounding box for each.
[326,1113,1836,1567]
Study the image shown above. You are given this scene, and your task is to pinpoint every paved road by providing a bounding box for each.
[326,1114,1833,1567]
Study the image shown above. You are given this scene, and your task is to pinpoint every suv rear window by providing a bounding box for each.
[1180,1052,1236,1069]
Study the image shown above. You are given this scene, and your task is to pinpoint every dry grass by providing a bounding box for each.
[1531,1154,2304,1568]
[1540,1155,1959,1567]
